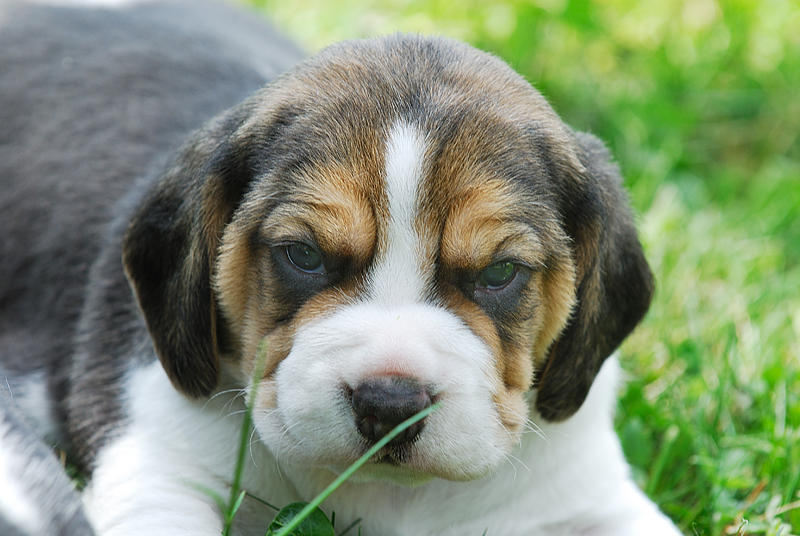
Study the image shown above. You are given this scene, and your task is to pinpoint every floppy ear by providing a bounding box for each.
[121,108,257,397]
[535,131,654,421]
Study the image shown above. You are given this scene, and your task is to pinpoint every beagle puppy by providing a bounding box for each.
[0,0,681,534]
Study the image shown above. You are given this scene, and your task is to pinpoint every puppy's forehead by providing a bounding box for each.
[257,36,574,281]
[248,35,575,164]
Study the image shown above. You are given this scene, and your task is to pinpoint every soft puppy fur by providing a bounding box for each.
[0,387,95,536]
[0,0,680,534]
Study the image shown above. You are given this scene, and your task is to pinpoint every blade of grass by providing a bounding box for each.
[223,340,270,535]
[646,424,679,496]
[273,402,441,536]
[337,517,362,536]
[245,491,281,512]
[222,382,255,534]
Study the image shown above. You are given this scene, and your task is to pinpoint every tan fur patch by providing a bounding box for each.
[439,179,547,271]
[238,282,368,383]
[533,262,576,367]
[262,164,378,265]
[217,159,385,383]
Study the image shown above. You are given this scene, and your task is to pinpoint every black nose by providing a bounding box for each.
[351,376,432,445]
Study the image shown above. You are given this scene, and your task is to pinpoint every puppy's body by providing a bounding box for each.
[0,0,301,455]
[0,1,680,534]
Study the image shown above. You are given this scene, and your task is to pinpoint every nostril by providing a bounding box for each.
[351,376,432,445]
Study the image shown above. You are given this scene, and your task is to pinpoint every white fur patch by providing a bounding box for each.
[255,301,505,482]
[83,362,283,535]
[2,373,56,441]
[0,421,43,535]
[367,122,429,304]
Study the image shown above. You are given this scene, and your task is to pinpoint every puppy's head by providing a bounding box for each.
[123,36,653,481]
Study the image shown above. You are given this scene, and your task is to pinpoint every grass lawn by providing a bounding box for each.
[248,0,800,534]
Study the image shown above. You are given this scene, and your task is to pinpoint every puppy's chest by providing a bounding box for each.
[231,488,505,536]
[233,455,533,536]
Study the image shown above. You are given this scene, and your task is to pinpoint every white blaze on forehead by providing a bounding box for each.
[368,122,429,304]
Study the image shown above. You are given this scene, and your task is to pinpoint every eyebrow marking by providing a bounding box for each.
[367,122,428,304]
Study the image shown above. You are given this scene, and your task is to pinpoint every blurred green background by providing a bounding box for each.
[248,0,800,533]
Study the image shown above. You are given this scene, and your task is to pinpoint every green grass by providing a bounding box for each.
[246,0,800,534]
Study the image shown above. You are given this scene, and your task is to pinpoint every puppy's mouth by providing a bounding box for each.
[374,454,399,466]
[353,422,417,467]
[368,443,413,467]
[341,447,435,486]
[332,424,435,483]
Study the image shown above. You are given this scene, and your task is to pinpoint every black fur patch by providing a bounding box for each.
[533,131,654,421]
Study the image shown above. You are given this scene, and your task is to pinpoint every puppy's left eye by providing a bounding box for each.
[477,261,517,290]
[285,242,325,274]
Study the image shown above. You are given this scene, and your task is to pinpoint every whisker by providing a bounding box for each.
[203,388,247,412]
[248,426,261,468]
[493,401,549,443]
[503,450,530,475]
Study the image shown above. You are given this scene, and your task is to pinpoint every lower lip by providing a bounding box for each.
[375,454,399,466]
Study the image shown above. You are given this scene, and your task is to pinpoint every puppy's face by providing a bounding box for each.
[124,36,653,482]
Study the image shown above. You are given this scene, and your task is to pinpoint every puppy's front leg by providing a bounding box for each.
[82,363,245,535]
[84,453,225,536]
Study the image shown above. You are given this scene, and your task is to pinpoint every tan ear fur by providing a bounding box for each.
[534,131,654,421]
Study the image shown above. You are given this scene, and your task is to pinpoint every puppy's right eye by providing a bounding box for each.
[476,261,517,290]
[285,243,325,274]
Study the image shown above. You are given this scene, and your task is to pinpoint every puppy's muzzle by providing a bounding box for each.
[350,377,432,446]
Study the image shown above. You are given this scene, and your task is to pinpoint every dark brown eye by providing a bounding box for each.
[285,243,324,273]
[477,261,517,289]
